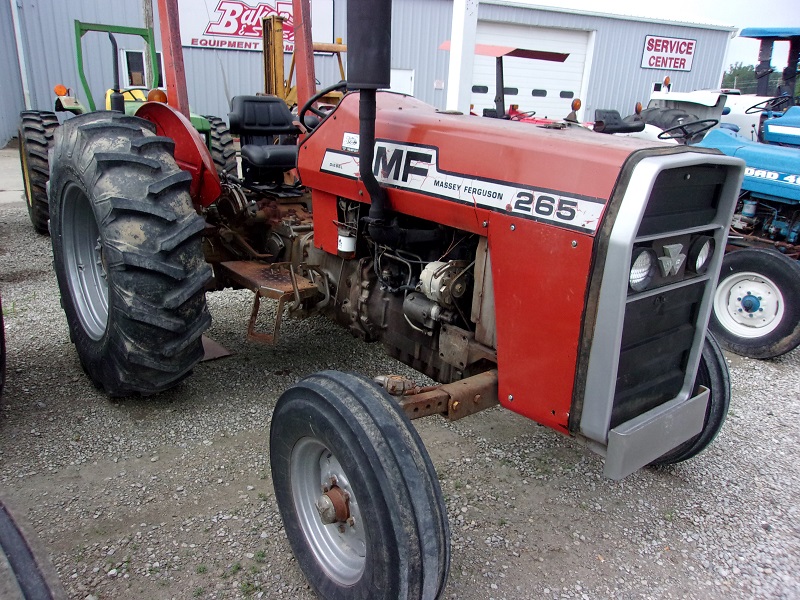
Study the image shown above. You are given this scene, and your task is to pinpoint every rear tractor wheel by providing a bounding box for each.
[48,112,212,396]
[270,371,450,600]
[18,110,58,234]
[204,115,237,177]
[0,295,5,403]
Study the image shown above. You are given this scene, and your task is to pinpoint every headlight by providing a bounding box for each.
[687,236,715,274]
[629,247,657,292]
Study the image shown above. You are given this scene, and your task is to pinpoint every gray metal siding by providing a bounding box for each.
[12,0,349,121]
[11,0,732,124]
[391,0,453,107]
[16,0,147,113]
[478,3,732,119]
[0,0,25,147]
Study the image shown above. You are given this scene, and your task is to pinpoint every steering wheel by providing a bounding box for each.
[510,110,536,121]
[657,119,718,142]
[298,81,348,130]
[745,96,792,114]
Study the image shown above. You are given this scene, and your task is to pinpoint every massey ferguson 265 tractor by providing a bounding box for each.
[44,0,744,597]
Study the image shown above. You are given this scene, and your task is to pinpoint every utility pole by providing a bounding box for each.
[143,0,155,87]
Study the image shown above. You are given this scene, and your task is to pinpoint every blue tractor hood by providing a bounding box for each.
[697,128,800,203]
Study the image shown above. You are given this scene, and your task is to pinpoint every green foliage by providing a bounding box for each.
[722,61,800,96]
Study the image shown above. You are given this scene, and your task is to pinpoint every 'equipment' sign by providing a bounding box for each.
[641,35,696,71]
[179,0,334,53]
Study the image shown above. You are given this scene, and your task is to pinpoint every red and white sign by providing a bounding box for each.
[641,35,696,71]
[179,0,334,53]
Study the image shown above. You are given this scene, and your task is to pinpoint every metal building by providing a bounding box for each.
[1,0,734,147]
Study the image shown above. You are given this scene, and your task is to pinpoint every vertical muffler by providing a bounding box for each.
[346,0,392,240]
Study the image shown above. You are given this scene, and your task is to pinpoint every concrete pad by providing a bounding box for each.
[0,147,24,206]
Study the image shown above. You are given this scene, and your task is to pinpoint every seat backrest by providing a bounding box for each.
[228,95,299,138]
[593,109,645,134]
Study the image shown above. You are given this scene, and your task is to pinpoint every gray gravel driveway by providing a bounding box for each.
[1,145,798,599]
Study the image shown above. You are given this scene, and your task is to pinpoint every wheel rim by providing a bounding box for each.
[61,182,109,341]
[714,271,784,338]
[290,437,366,585]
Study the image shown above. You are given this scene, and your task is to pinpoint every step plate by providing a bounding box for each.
[218,261,316,299]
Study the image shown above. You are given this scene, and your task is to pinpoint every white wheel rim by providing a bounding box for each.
[290,437,366,585]
[714,271,784,338]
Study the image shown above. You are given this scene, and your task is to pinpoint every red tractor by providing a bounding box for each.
[45,0,744,597]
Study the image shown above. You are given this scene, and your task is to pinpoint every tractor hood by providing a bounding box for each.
[697,128,800,202]
[298,91,692,227]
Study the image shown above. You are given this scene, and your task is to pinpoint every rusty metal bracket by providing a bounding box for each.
[217,261,319,344]
[388,370,499,422]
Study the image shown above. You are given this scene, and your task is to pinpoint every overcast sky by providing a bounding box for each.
[515,0,800,70]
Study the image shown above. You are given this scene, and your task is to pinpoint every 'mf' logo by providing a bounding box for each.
[374,146,432,182]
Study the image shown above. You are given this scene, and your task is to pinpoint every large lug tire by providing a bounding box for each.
[48,111,212,396]
[710,248,800,359]
[203,115,237,177]
[0,295,5,402]
[18,110,59,234]
[650,333,730,466]
[270,371,450,600]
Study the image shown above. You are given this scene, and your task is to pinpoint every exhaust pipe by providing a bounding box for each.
[347,0,392,239]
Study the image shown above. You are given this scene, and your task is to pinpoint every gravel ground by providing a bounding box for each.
[1,147,799,599]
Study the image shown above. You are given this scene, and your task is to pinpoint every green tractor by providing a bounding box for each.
[17,20,237,234]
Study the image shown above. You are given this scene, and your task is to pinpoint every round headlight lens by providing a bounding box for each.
[688,236,715,274]
[629,248,656,292]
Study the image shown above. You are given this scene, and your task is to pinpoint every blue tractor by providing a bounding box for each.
[695,28,800,359]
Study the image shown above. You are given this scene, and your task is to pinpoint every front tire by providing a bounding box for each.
[270,371,450,600]
[49,111,212,396]
[710,248,800,359]
[18,110,58,234]
[650,333,730,466]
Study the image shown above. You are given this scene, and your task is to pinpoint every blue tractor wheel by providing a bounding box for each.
[710,247,800,359]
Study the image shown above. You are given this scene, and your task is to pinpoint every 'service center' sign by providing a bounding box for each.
[641,35,695,71]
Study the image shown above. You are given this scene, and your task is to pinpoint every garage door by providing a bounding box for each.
[472,22,590,120]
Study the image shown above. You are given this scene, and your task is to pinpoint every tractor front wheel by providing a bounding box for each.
[18,111,58,234]
[710,248,800,359]
[650,333,730,466]
[49,112,212,396]
[204,115,237,177]
[270,371,450,600]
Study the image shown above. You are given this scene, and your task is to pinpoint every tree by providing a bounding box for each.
[721,62,755,90]
[722,62,799,97]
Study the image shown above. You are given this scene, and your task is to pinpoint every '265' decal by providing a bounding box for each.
[321,137,606,233]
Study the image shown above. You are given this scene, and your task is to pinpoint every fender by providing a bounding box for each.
[135,101,221,208]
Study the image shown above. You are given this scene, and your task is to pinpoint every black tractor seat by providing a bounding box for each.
[240,144,298,171]
[228,95,301,188]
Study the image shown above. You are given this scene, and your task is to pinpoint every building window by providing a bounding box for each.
[123,50,164,88]
[560,91,574,99]
[472,85,489,94]
[531,89,547,97]
[503,87,518,95]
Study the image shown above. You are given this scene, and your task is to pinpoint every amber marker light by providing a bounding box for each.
[147,88,168,103]
[571,98,581,111]
[663,76,671,88]
[635,101,643,114]
[54,84,68,96]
